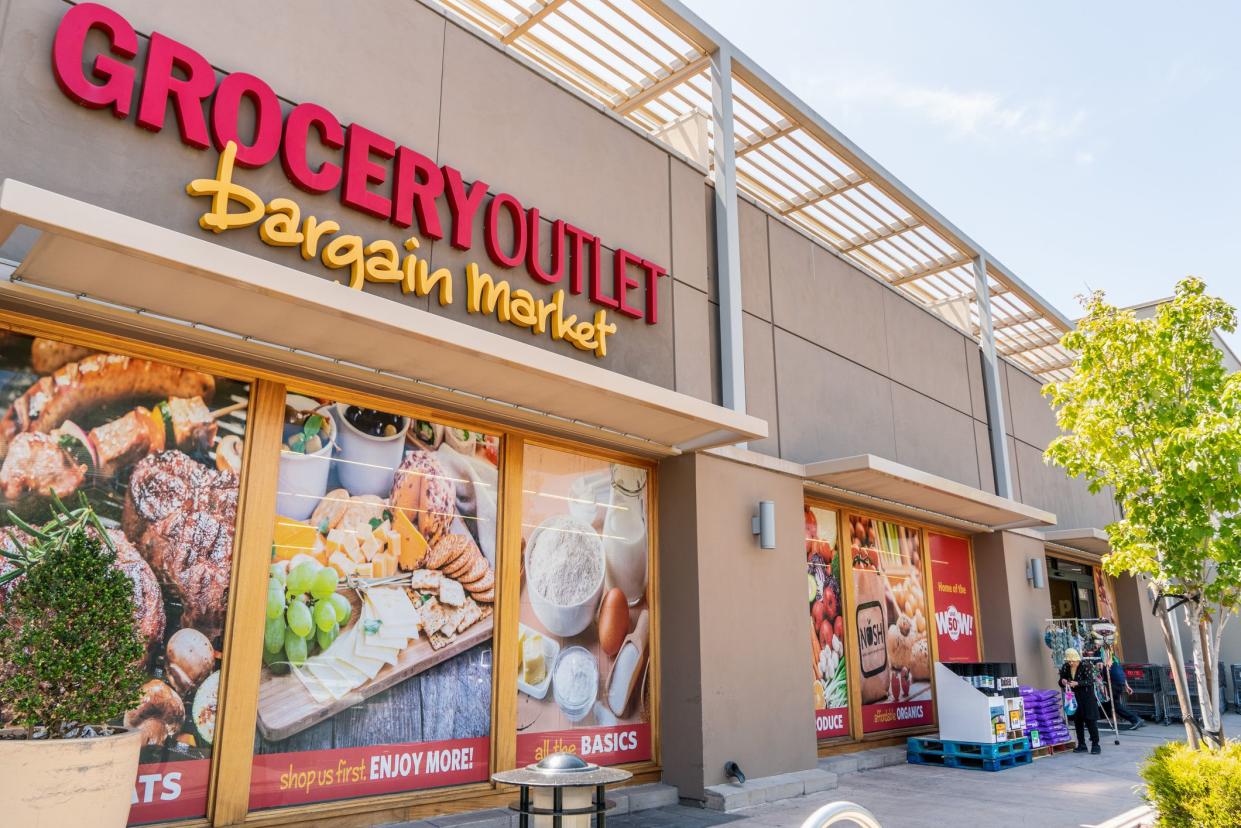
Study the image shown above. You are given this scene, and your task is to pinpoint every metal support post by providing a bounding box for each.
[711,46,746,413]
[974,254,1014,498]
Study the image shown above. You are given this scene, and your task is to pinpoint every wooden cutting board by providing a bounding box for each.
[256,612,494,742]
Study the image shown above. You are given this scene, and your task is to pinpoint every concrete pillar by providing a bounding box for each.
[1112,573,1165,665]
[973,255,1014,498]
[972,531,1057,689]
[710,47,746,413]
[657,452,813,801]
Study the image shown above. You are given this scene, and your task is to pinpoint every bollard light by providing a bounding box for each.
[493,752,632,827]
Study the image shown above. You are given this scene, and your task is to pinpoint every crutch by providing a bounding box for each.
[1097,662,1121,745]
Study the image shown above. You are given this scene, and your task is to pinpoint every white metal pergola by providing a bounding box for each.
[433,0,1081,496]
[434,0,1076,385]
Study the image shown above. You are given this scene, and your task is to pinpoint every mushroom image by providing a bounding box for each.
[165,628,215,695]
[124,679,185,745]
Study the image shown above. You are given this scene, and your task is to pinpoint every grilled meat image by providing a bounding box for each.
[0,353,215,461]
[123,451,238,643]
[30,339,95,375]
[0,431,86,502]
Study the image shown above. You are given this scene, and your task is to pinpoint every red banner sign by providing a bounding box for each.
[815,707,850,739]
[863,700,933,732]
[928,533,981,663]
[128,760,210,825]
[516,723,650,767]
[248,737,489,810]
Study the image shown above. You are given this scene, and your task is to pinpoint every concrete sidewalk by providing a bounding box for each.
[608,714,1239,828]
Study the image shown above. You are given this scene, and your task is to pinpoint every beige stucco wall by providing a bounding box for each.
[973,531,1059,689]
[0,0,711,393]
[657,452,815,798]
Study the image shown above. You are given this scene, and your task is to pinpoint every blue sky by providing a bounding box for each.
[682,0,1241,350]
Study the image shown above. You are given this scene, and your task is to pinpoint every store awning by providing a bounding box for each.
[0,180,766,455]
[1041,527,1111,557]
[804,453,1055,531]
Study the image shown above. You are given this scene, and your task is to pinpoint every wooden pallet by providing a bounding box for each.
[1032,741,1076,758]
[907,735,1030,760]
[906,749,1033,772]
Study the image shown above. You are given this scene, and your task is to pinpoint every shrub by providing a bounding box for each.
[0,503,144,739]
[1141,740,1241,827]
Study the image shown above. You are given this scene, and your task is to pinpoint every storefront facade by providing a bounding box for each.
[0,1,1182,825]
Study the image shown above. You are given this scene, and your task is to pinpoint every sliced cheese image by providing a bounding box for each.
[368,587,421,627]
[353,631,401,666]
[326,652,370,686]
[304,658,357,700]
[292,664,333,705]
[361,599,420,639]
[328,627,387,680]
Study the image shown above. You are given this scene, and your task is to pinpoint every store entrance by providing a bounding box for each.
[1047,556,1097,620]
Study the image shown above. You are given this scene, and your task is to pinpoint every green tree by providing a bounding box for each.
[1044,278,1241,750]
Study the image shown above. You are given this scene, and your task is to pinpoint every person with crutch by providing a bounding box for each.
[1102,649,1144,730]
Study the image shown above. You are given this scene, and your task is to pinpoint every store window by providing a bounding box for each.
[516,444,652,766]
[0,331,248,825]
[845,513,934,733]
[250,397,498,809]
[805,504,849,739]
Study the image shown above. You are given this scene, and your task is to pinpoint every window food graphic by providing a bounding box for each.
[250,396,497,810]
[847,514,934,733]
[516,445,652,766]
[806,505,848,739]
[0,331,249,825]
[927,533,981,663]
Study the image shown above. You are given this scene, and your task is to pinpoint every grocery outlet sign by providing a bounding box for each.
[51,3,670,357]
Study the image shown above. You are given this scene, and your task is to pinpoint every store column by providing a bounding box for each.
[972,531,1058,689]
[657,453,815,801]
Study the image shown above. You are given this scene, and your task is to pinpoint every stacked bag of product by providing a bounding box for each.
[1020,686,1071,747]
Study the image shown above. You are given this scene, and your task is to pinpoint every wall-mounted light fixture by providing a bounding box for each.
[1026,557,1046,589]
[752,500,775,549]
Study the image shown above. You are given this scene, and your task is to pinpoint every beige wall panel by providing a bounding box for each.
[693,454,815,786]
[974,420,997,496]
[773,330,896,464]
[670,158,710,294]
[965,342,989,423]
[673,281,718,403]
[742,312,780,456]
[883,290,972,415]
[1013,439,1116,529]
[98,0,446,151]
[1005,362,1059,449]
[738,200,771,320]
[771,242,890,375]
[1002,357,1016,437]
[890,385,982,488]
[437,24,672,267]
[974,531,1058,689]
[655,453,707,799]
[1112,574,1164,665]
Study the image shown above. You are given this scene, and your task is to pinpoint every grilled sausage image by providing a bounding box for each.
[0,354,215,460]
[30,338,95,374]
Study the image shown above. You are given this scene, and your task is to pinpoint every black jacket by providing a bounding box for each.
[1059,660,1100,720]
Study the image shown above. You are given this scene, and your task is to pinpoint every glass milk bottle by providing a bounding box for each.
[603,464,647,605]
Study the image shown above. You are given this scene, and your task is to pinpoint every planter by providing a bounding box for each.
[0,726,142,826]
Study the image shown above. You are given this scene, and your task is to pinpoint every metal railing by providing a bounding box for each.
[799,800,883,828]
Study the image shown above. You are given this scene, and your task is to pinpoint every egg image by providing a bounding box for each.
[598,588,629,657]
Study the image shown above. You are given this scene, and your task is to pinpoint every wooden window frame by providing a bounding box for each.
[0,308,662,828]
